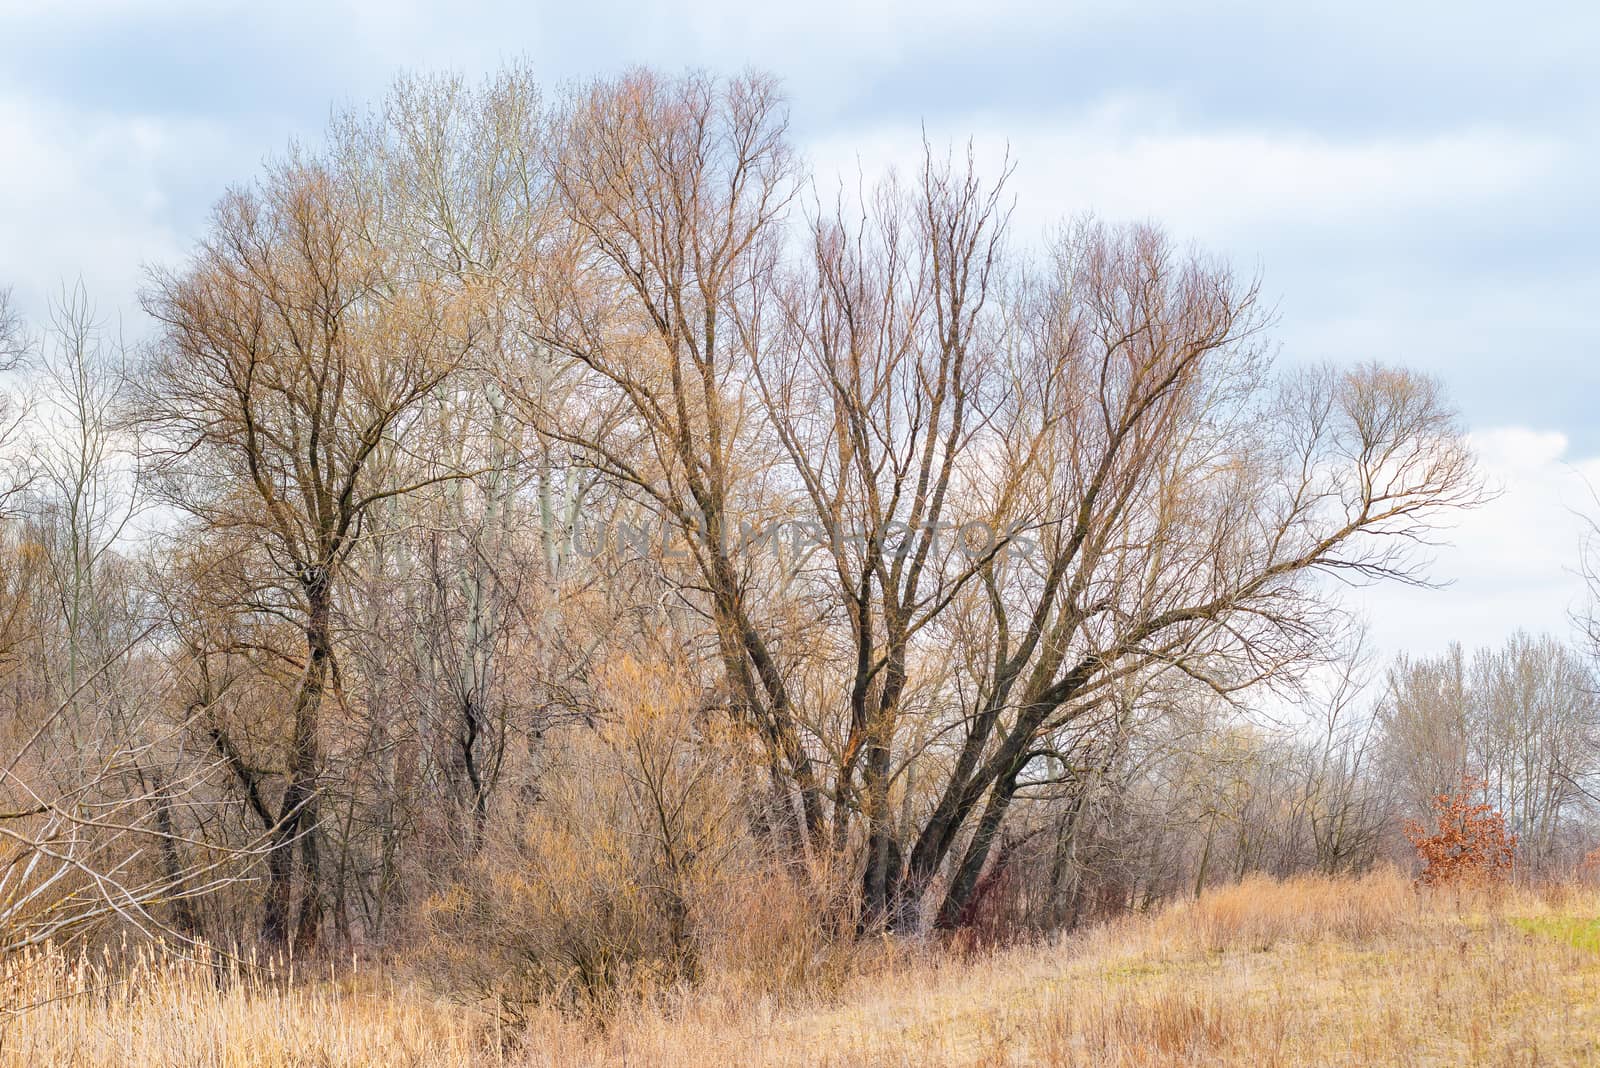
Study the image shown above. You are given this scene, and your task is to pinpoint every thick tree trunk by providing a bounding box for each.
[859,737,896,930]
[859,650,908,932]
[262,573,331,952]
[936,762,1023,929]
[706,550,827,851]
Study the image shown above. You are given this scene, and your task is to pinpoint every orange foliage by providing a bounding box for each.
[1402,776,1517,887]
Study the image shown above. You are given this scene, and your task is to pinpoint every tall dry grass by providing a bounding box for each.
[0,943,493,1067]
[6,870,1600,1066]
[1140,868,1418,955]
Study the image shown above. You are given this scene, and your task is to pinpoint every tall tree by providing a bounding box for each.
[514,70,828,850]
[891,226,1483,928]
[138,159,482,948]
[757,150,1015,926]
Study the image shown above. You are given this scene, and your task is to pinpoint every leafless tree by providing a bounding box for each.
[0,66,1503,971]
[511,70,829,854]
[0,287,26,370]
[1380,632,1598,874]
[137,158,483,949]
[884,226,1482,928]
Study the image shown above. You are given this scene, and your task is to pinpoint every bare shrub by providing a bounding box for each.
[418,657,785,1016]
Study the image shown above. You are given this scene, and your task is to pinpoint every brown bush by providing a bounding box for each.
[415,657,840,1019]
[1402,775,1518,887]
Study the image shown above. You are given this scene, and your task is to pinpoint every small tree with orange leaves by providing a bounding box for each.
[1403,776,1517,886]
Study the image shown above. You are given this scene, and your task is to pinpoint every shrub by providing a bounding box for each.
[1402,776,1517,887]
[417,656,819,1019]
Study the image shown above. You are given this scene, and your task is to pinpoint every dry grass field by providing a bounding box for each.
[5,871,1600,1067]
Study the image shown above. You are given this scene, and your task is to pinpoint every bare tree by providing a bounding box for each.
[501,73,1484,931]
[325,69,553,885]
[0,287,25,370]
[755,149,1016,926]
[137,158,483,949]
[511,70,829,852]
[0,65,1499,971]
[1293,631,1393,874]
[891,227,1483,929]
[27,282,142,695]
[1380,633,1598,875]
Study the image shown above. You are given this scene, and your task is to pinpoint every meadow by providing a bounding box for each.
[6,871,1598,1067]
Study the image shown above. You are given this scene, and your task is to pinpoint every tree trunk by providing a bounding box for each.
[151,775,199,939]
[936,762,1023,929]
[262,572,331,952]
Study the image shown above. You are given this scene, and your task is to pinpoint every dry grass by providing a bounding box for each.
[7,870,1600,1066]
[0,945,498,1067]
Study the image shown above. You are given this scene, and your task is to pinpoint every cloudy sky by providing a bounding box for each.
[2,0,1596,661]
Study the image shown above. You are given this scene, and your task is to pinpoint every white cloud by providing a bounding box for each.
[0,94,240,324]
[1353,426,1600,660]
[804,105,1563,249]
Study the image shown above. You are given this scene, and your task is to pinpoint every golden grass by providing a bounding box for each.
[7,870,1600,1066]
[0,945,499,1067]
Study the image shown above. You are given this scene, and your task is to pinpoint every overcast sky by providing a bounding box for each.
[2,0,1596,663]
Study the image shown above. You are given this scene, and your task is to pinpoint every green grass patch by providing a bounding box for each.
[1099,960,1166,981]
[1513,916,1600,953]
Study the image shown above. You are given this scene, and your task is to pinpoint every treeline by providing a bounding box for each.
[1,67,1594,998]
